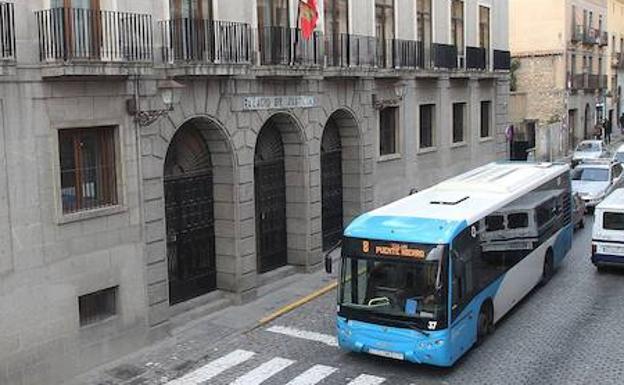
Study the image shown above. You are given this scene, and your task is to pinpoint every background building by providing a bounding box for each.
[607,0,624,126]
[509,0,610,160]
[0,1,510,384]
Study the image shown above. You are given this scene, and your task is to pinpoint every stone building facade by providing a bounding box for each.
[0,0,510,384]
[509,0,610,158]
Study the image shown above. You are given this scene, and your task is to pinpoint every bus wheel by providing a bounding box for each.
[541,250,554,286]
[476,303,492,346]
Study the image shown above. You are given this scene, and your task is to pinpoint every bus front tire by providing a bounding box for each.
[541,251,554,286]
[476,302,493,346]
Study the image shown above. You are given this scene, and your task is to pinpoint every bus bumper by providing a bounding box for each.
[336,317,453,367]
[592,253,624,267]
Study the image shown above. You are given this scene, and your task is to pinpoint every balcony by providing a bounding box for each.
[612,52,624,69]
[466,46,487,70]
[35,7,153,77]
[569,73,608,91]
[324,33,375,70]
[375,38,422,70]
[599,31,609,47]
[160,19,252,76]
[431,43,457,70]
[0,1,15,75]
[493,49,510,71]
[571,25,583,43]
[582,27,599,45]
[257,26,322,72]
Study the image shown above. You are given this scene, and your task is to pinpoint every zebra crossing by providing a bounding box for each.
[165,349,387,385]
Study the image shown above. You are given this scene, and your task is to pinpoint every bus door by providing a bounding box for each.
[450,227,477,360]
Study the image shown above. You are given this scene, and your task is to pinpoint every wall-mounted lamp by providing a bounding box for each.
[127,79,185,127]
[372,81,407,109]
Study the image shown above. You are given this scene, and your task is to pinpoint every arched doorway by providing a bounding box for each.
[584,103,590,139]
[321,119,343,250]
[254,124,287,273]
[164,125,216,305]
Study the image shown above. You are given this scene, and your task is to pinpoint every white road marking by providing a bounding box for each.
[266,325,338,347]
[284,364,338,385]
[346,374,386,385]
[166,349,255,385]
[229,357,295,385]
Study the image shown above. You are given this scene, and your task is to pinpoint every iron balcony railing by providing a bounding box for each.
[160,19,252,64]
[324,33,375,68]
[390,39,420,68]
[493,49,510,70]
[466,46,487,70]
[612,52,624,69]
[258,26,321,66]
[0,1,15,61]
[583,27,599,45]
[432,43,457,69]
[569,73,608,90]
[35,7,153,63]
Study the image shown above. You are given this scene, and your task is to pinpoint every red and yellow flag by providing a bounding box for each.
[299,0,318,40]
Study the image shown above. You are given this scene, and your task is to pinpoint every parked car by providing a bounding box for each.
[572,140,609,167]
[572,192,586,229]
[591,189,624,271]
[613,143,624,164]
[571,160,624,208]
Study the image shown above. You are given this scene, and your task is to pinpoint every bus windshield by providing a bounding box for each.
[338,243,448,331]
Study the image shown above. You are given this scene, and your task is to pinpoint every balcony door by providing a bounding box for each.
[417,0,432,67]
[257,0,289,28]
[325,0,348,66]
[170,0,213,20]
[48,0,101,60]
[257,0,290,64]
[169,0,214,61]
[375,0,394,67]
[451,0,464,67]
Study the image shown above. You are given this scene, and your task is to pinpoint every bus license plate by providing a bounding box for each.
[368,348,404,361]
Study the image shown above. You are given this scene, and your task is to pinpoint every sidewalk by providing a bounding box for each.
[67,251,341,385]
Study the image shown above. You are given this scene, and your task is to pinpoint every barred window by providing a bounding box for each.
[480,101,491,138]
[419,104,435,148]
[79,286,118,326]
[379,106,399,156]
[452,102,466,143]
[59,127,118,214]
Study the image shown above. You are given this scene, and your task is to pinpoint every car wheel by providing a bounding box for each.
[476,303,492,347]
[540,250,554,286]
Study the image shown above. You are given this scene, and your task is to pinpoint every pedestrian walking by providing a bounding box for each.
[605,117,612,144]
[620,113,624,134]
[593,121,603,140]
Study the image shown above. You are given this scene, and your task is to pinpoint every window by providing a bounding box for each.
[451,0,464,53]
[59,127,118,214]
[485,215,504,231]
[508,213,529,229]
[452,102,466,143]
[324,0,349,36]
[375,0,394,66]
[571,54,576,76]
[604,212,624,230]
[379,107,399,156]
[419,104,435,148]
[79,286,118,326]
[480,101,491,138]
[479,6,490,52]
[257,0,289,28]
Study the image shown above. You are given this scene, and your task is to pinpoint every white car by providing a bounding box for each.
[572,140,609,167]
[613,143,624,164]
[572,160,624,208]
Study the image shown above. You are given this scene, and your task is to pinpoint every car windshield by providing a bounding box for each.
[339,243,448,330]
[571,167,609,182]
[576,142,600,152]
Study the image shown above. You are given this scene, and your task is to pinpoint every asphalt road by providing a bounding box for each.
[134,213,624,385]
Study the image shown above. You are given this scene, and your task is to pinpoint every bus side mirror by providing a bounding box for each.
[325,254,333,274]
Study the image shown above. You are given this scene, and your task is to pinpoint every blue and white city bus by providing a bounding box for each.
[332,162,572,367]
